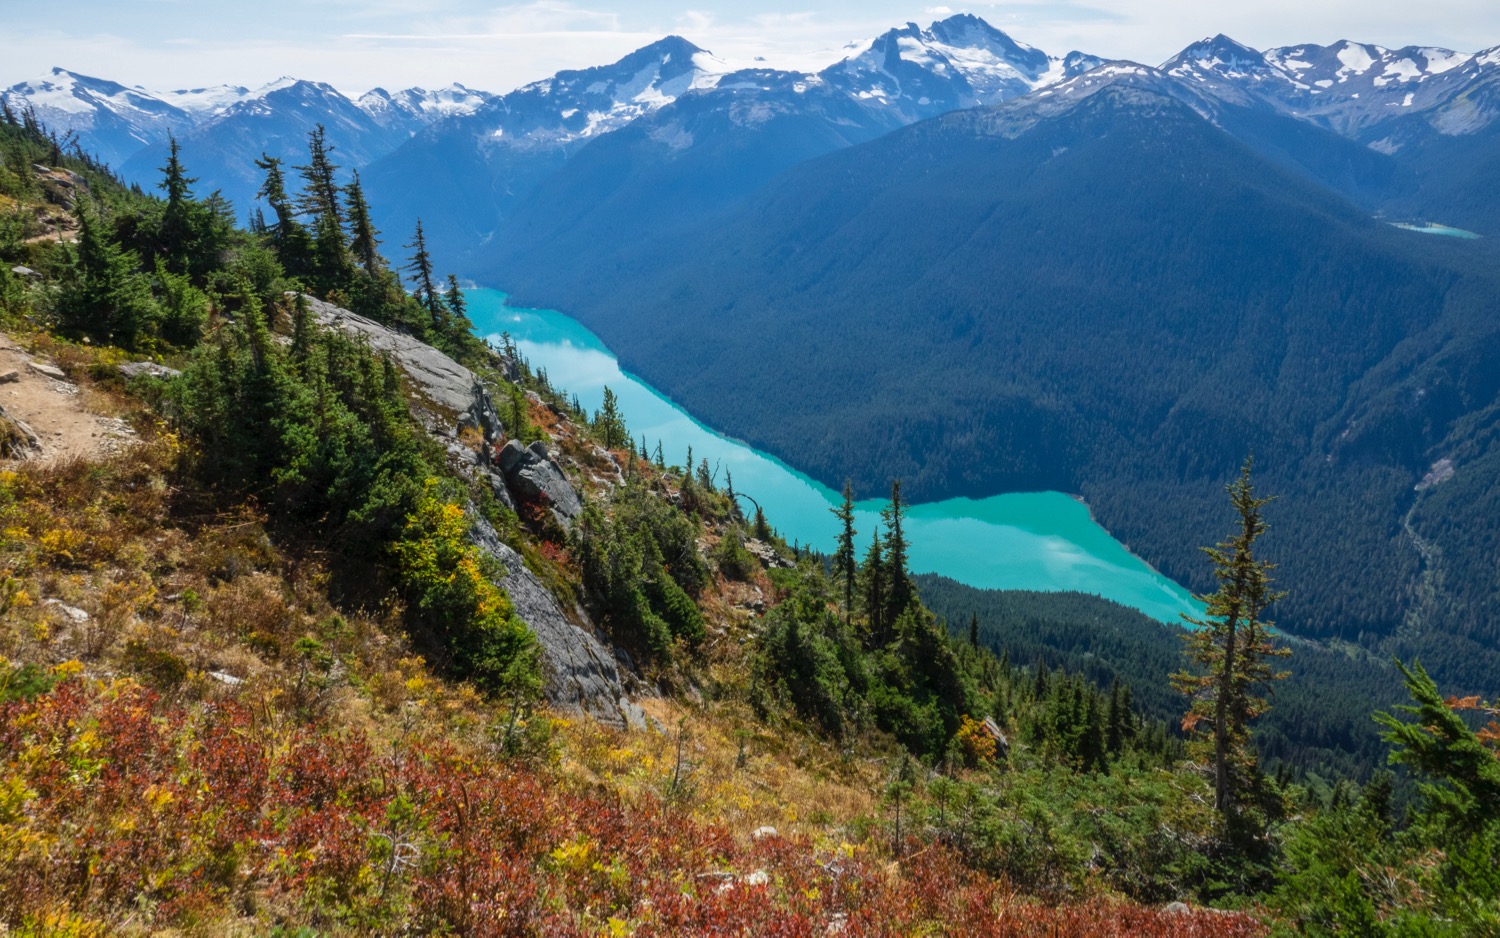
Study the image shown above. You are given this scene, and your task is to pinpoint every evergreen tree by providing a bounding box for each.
[968,612,980,650]
[58,199,158,347]
[255,153,311,274]
[294,124,343,227]
[156,134,196,269]
[444,274,469,325]
[293,126,353,288]
[1080,691,1107,773]
[344,169,382,279]
[830,480,858,620]
[1172,458,1290,821]
[507,383,531,442]
[403,219,444,333]
[1376,660,1500,836]
[597,386,625,450]
[863,530,888,644]
[882,480,913,625]
[290,291,313,362]
[753,505,771,541]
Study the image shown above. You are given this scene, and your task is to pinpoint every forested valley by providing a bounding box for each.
[490,79,1500,707]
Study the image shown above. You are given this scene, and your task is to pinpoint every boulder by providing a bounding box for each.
[496,439,529,475]
[497,440,582,529]
[471,516,644,729]
[25,361,66,382]
[487,469,517,511]
[44,599,89,622]
[0,405,41,459]
[118,361,181,380]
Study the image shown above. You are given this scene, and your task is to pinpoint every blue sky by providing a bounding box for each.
[3,1,1494,94]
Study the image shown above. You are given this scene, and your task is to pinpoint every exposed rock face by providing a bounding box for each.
[301,294,476,418]
[305,293,638,725]
[118,361,181,380]
[472,517,647,729]
[0,405,41,459]
[745,538,793,569]
[496,439,583,529]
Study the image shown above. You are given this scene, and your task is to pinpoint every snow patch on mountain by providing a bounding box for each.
[1335,43,1377,79]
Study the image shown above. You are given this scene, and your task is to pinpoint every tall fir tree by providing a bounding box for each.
[344,169,382,279]
[254,152,312,273]
[881,480,912,626]
[403,219,444,333]
[444,274,470,326]
[294,124,343,228]
[863,530,888,645]
[1172,457,1290,821]
[156,134,195,269]
[830,480,858,621]
[597,386,625,450]
[59,198,158,347]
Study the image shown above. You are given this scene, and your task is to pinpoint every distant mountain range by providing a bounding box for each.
[7,17,1499,248]
[7,16,1500,690]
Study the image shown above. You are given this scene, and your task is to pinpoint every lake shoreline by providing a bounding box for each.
[472,288,1203,624]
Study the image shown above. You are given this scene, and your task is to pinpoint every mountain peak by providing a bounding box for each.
[1164,34,1270,74]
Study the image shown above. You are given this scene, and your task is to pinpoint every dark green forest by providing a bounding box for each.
[914,576,1408,784]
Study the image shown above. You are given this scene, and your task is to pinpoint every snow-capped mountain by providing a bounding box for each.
[357,16,1097,265]
[0,68,193,167]
[1158,36,1498,139]
[459,35,728,150]
[357,84,497,131]
[818,15,1094,121]
[1161,35,1303,109]
[1263,41,1479,137]
[0,69,496,177]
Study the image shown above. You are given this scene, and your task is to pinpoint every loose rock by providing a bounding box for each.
[26,362,66,382]
[44,600,89,622]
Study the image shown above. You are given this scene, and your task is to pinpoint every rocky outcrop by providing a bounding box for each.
[0,405,41,459]
[472,516,647,729]
[496,439,583,529]
[304,293,639,725]
[301,294,477,419]
[118,361,181,380]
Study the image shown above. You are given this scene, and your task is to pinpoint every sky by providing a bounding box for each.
[2,0,1496,96]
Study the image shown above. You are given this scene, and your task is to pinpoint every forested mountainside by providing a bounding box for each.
[914,577,1411,786]
[4,109,1499,933]
[491,71,1500,698]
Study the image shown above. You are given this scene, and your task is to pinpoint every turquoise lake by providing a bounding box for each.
[1390,221,1482,239]
[467,289,1201,625]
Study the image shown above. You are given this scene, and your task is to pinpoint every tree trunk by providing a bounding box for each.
[1213,616,1238,815]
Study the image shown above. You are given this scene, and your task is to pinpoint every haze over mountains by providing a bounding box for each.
[7,14,1500,691]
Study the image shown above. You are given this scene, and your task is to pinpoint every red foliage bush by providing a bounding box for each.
[0,681,1270,935]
